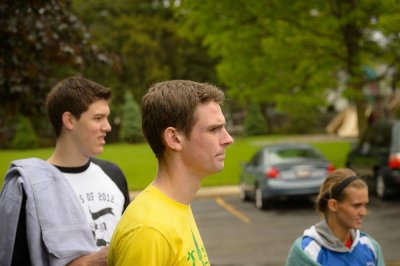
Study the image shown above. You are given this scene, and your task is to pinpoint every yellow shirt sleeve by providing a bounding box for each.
[111,226,174,266]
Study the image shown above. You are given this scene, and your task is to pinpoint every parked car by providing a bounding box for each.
[239,143,335,210]
[345,120,400,200]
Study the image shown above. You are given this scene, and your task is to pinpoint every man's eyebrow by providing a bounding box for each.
[208,122,226,129]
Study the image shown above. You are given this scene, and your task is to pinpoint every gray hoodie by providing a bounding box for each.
[0,158,97,266]
[304,219,361,253]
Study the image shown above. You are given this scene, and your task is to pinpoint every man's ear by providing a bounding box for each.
[327,199,338,212]
[163,127,182,151]
[61,112,75,131]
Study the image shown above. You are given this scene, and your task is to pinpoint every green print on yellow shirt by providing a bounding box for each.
[108,186,211,266]
[187,231,209,265]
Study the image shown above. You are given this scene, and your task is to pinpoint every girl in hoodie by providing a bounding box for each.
[285,168,385,266]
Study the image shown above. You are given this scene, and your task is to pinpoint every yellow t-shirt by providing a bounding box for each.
[108,185,210,266]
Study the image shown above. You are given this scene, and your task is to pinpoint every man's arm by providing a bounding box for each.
[109,227,173,266]
[66,246,108,266]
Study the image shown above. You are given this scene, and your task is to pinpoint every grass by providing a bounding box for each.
[0,135,352,191]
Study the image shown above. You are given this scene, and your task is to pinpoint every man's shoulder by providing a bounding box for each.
[11,157,48,167]
[90,157,124,174]
[90,157,128,201]
[90,156,118,167]
[90,157,122,172]
[9,158,57,175]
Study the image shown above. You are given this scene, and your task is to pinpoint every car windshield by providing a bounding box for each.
[268,148,322,164]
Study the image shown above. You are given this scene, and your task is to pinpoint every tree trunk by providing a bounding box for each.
[355,99,367,139]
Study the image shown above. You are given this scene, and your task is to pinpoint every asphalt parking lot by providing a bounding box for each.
[191,191,400,266]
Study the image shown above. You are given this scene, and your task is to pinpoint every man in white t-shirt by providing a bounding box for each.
[0,77,130,266]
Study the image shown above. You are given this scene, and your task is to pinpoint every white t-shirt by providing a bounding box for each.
[63,162,125,248]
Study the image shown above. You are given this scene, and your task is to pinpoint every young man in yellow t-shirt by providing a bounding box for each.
[108,80,234,265]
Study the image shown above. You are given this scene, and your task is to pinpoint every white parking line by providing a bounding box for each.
[215,196,251,224]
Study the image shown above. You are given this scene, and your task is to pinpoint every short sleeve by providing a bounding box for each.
[111,226,174,266]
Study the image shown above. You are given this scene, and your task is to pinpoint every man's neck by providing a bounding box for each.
[153,166,202,205]
[48,142,89,167]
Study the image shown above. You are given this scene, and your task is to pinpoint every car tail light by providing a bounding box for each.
[327,163,335,173]
[265,167,279,179]
[388,153,400,169]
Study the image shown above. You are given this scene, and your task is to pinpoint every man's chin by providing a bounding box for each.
[91,148,104,157]
[212,164,225,174]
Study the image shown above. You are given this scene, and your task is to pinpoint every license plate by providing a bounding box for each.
[295,168,311,178]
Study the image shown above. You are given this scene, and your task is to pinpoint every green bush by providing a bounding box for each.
[280,110,321,134]
[119,91,143,143]
[12,116,39,149]
[244,103,268,136]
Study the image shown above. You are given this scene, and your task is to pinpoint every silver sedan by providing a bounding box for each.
[239,142,335,210]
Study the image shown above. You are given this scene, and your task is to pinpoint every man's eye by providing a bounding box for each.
[354,204,366,208]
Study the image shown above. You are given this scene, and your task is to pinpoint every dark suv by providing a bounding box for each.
[345,120,400,199]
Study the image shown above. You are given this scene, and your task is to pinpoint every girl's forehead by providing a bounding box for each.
[342,186,369,201]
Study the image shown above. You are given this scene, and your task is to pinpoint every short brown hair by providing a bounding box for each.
[141,80,225,159]
[316,168,367,216]
[46,76,112,137]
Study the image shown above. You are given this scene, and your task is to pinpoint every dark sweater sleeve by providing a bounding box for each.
[90,157,130,210]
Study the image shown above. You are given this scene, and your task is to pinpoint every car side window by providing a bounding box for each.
[359,127,372,154]
[359,124,391,154]
[360,127,373,145]
[361,142,370,154]
[249,151,262,167]
[258,151,265,166]
[370,125,391,152]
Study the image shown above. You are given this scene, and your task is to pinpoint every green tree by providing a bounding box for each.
[72,0,219,106]
[278,95,322,134]
[0,0,106,147]
[119,91,142,143]
[178,0,400,137]
[244,103,268,136]
[12,116,39,150]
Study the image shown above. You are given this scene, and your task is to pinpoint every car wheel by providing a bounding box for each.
[239,183,250,202]
[255,187,268,210]
[376,174,389,200]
